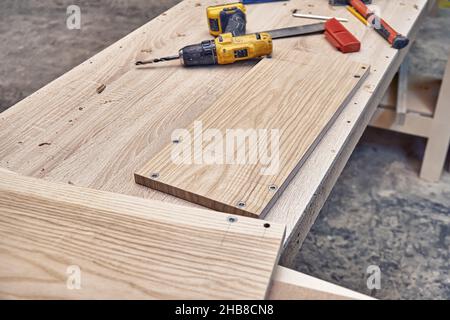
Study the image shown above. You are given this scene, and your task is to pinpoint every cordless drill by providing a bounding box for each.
[206,3,247,37]
[135,33,273,67]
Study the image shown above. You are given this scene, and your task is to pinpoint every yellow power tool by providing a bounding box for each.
[136,32,272,67]
[206,2,247,37]
[135,23,326,67]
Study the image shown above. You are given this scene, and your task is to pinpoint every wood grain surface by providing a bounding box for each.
[0,170,285,299]
[0,0,431,255]
[268,266,374,300]
[136,51,369,217]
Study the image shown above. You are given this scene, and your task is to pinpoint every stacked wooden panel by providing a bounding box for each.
[135,51,369,217]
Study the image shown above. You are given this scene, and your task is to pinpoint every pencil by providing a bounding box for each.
[346,5,368,26]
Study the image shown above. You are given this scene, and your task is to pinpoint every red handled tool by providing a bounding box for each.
[350,0,409,49]
[329,0,409,49]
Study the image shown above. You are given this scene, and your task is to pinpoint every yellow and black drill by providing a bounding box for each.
[135,2,327,67]
[135,32,273,67]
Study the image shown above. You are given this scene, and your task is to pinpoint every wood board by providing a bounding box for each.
[268,266,374,300]
[135,51,369,218]
[0,169,285,300]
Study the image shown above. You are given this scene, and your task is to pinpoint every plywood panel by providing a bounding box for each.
[0,170,285,300]
[135,51,369,218]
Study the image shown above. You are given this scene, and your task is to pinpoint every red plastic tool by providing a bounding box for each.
[324,18,361,53]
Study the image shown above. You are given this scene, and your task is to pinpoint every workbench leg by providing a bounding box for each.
[396,58,409,125]
[420,52,450,181]
[421,131,450,181]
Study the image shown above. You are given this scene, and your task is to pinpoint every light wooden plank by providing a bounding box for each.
[268,266,374,300]
[0,0,431,258]
[379,74,440,117]
[371,108,433,138]
[0,169,285,300]
[420,51,450,181]
[395,58,409,125]
[135,51,369,218]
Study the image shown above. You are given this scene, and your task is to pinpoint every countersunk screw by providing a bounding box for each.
[236,201,246,208]
[228,216,238,223]
[150,172,159,179]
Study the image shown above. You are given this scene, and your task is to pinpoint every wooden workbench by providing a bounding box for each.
[0,0,433,270]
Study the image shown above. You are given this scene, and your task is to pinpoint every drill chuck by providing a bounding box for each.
[179,40,217,66]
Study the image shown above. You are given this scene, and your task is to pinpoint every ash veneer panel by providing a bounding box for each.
[136,51,369,218]
[0,170,285,299]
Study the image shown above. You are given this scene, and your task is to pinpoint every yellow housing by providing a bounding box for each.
[214,33,273,65]
[207,2,247,37]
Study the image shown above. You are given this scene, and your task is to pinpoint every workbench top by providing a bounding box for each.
[0,0,432,264]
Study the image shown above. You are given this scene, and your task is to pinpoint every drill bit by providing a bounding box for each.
[135,55,180,65]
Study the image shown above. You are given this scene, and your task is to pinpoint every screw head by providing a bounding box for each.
[150,173,159,179]
[228,216,238,223]
[236,201,246,208]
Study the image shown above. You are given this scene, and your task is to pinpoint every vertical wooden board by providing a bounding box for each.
[0,170,285,300]
[135,51,370,218]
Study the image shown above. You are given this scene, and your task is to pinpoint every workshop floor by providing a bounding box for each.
[0,1,449,300]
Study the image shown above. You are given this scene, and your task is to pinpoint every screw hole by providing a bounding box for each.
[228,216,238,223]
[347,120,351,124]
[264,223,271,228]
[172,138,181,144]
[354,75,361,78]
[237,201,246,208]
[151,173,159,179]
[361,66,366,69]
[268,185,278,192]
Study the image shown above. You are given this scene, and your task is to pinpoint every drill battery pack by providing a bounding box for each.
[207,3,247,37]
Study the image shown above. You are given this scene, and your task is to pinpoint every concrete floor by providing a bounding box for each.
[0,1,449,299]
